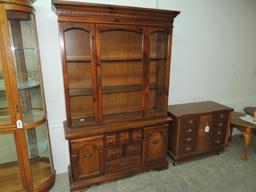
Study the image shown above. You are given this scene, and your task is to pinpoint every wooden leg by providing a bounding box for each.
[240,132,253,161]
[229,126,234,142]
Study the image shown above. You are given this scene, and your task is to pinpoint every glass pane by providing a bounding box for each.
[7,11,44,125]
[148,32,168,113]
[0,62,11,125]
[25,123,53,186]
[64,28,95,125]
[100,29,143,121]
[0,133,23,191]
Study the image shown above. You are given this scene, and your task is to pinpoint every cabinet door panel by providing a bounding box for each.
[71,136,104,180]
[144,126,168,162]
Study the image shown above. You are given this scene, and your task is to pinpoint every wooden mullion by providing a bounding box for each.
[95,25,103,123]
[59,22,72,127]
[141,27,150,118]
[90,24,99,123]
[164,28,173,112]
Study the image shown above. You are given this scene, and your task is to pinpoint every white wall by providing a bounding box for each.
[34,0,256,174]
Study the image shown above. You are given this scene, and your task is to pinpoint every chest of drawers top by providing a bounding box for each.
[168,101,233,118]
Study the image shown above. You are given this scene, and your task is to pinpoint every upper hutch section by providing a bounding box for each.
[52,0,180,27]
[53,1,179,128]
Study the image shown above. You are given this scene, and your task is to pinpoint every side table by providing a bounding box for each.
[230,112,256,160]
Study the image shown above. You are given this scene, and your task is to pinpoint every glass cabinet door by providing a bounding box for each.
[25,123,53,187]
[99,26,143,122]
[62,24,95,126]
[0,61,11,125]
[147,31,169,114]
[0,133,24,191]
[7,11,45,125]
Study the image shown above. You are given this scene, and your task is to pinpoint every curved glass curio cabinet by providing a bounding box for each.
[0,0,55,191]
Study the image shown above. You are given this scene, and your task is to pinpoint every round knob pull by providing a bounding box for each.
[218,122,223,127]
[216,139,221,144]
[185,146,191,151]
[217,130,222,135]
[186,128,192,133]
[186,137,192,142]
[188,119,194,124]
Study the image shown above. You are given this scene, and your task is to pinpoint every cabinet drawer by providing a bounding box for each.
[131,129,142,142]
[105,134,117,147]
[180,116,199,128]
[119,131,129,144]
[105,156,141,174]
[105,147,123,161]
[125,143,141,156]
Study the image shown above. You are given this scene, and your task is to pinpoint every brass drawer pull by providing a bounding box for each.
[217,130,222,135]
[111,152,121,158]
[129,148,137,153]
[188,119,194,124]
[186,137,192,142]
[218,122,223,127]
[186,128,193,133]
[152,140,159,144]
[216,139,221,144]
[185,146,191,151]
[84,152,93,158]
[220,114,224,118]
[120,162,129,168]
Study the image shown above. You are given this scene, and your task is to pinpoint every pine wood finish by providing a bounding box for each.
[0,1,55,191]
[168,101,233,164]
[53,1,179,191]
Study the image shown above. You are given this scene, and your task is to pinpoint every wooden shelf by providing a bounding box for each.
[103,111,142,122]
[69,84,164,97]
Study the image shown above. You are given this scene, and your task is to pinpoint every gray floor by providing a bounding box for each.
[50,135,256,192]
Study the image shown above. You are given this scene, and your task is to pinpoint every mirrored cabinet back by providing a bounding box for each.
[53,1,179,191]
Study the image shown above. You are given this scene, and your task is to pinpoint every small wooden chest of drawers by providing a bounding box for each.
[168,101,233,164]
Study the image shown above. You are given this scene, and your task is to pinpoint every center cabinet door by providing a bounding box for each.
[96,25,145,123]
[60,23,98,127]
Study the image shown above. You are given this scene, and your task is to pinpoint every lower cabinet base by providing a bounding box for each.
[68,161,168,192]
[65,120,171,192]
[168,147,225,164]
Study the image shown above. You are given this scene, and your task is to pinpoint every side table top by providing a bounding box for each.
[231,112,256,129]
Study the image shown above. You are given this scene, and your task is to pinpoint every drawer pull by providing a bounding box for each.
[216,139,221,144]
[152,140,159,144]
[217,130,222,135]
[186,128,193,133]
[218,122,223,127]
[185,146,191,151]
[111,152,121,158]
[129,148,137,153]
[83,152,93,158]
[220,114,224,118]
[120,162,129,168]
[186,137,192,142]
[188,119,194,124]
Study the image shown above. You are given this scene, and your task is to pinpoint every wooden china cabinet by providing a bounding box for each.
[53,1,179,191]
[0,0,55,191]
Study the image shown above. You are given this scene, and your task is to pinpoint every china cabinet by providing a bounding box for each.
[0,0,55,191]
[168,101,233,165]
[53,1,179,191]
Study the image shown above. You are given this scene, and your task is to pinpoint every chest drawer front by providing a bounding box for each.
[105,134,117,147]
[119,131,130,144]
[180,117,199,137]
[71,136,104,152]
[131,129,142,142]
[105,156,141,174]
[125,143,141,156]
[105,147,123,161]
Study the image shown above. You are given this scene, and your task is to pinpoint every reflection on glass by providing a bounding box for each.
[0,133,23,191]
[64,28,95,125]
[7,11,44,125]
[25,123,52,186]
[0,62,11,125]
[148,32,168,113]
[100,30,143,120]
